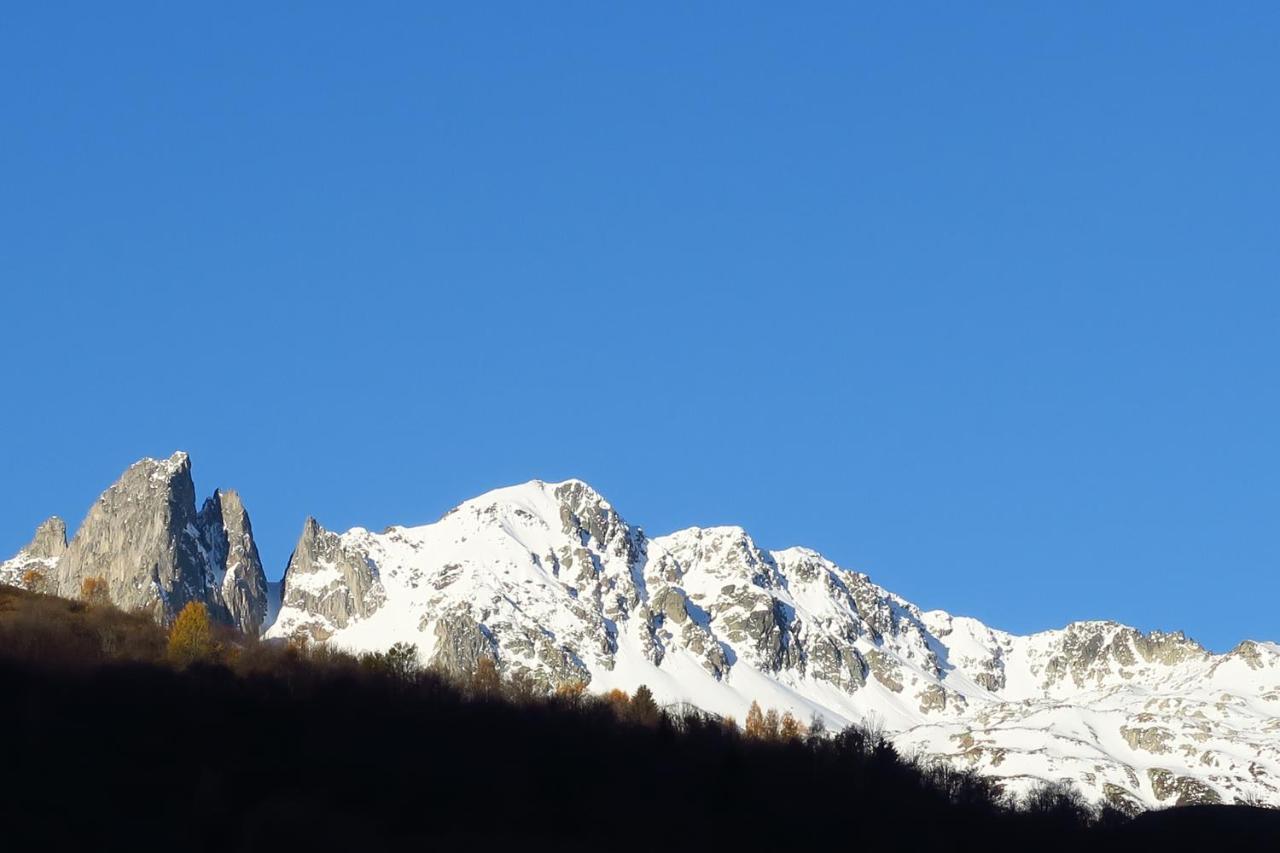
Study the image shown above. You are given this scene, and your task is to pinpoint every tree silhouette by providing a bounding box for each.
[471,657,502,696]
[629,685,660,726]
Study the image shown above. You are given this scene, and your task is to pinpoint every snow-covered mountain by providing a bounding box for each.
[265,477,1280,812]
[5,457,1278,810]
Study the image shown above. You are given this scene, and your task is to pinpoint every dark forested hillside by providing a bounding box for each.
[0,585,1275,851]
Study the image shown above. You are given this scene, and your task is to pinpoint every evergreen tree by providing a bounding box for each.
[629,684,660,726]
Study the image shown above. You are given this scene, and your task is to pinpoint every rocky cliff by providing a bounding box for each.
[2,452,269,634]
[0,517,67,588]
[276,516,384,636]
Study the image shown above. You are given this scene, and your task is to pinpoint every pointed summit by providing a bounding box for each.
[278,516,384,638]
[25,516,67,560]
[0,516,68,589]
[197,488,270,635]
[52,452,267,632]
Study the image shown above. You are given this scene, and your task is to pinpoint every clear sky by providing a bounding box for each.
[2,5,1277,651]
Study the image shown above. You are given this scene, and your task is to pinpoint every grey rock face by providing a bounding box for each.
[198,490,270,636]
[0,516,68,589]
[50,452,268,633]
[651,586,690,624]
[554,480,640,566]
[865,649,905,692]
[431,607,497,677]
[27,517,68,559]
[720,597,795,671]
[1040,623,1209,689]
[1148,768,1222,806]
[278,517,384,638]
[1121,725,1175,755]
[503,623,592,689]
[806,633,867,692]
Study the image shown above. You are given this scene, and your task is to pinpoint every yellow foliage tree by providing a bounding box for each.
[779,711,804,741]
[764,708,781,741]
[744,701,767,739]
[80,576,110,607]
[602,688,631,716]
[20,568,47,594]
[554,680,588,704]
[167,601,214,666]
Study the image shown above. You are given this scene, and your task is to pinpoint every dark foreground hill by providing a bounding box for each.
[0,586,1276,852]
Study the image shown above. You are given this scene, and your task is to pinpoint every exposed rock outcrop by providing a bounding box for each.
[1040,623,1209,690]
[1148,768,1222,806]
[26,517,68,560]
[5,452,268,634]
[430,607,497,678]
[0,516,68,588]
[1121,725,1176,755]
[198,489,270,636]
[277,517,384,638]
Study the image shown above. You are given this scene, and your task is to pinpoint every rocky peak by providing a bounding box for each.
[24,516,67,560]
[279,516,384,638]
[552,480,639,564]
[1035,621,1210,690]
[198,489,270,635]
[657,526,776,587]
[0,516,69,589]
[48,452,267,633]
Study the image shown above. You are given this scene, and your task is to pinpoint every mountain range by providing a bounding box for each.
[4,451,1277,811]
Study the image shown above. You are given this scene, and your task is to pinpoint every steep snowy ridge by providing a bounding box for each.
[264,477,1280,811]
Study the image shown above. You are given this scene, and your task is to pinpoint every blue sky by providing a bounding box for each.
[2,4,1277,651]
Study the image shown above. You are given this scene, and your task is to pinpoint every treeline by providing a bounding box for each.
[0,584,1276,851]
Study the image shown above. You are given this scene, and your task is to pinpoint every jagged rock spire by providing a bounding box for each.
[25,517,68,559]
[48,451,269,633]
[278,516,384,637]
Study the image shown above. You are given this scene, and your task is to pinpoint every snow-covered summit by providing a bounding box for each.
[266,477,1280,811]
